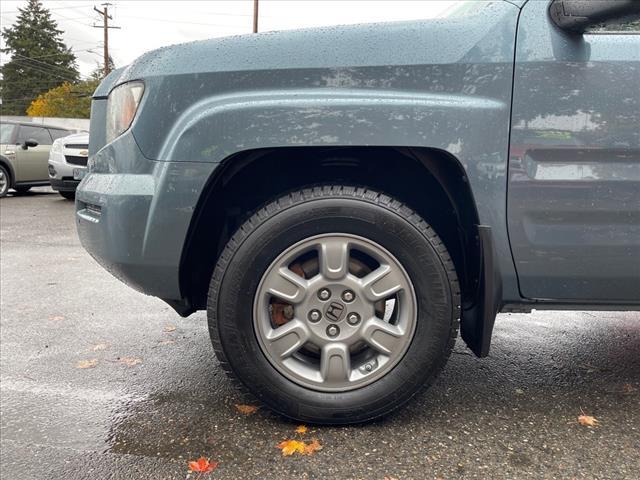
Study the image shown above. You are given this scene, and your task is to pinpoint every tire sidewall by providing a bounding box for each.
[0,165,9,197]
[211,195,456,422]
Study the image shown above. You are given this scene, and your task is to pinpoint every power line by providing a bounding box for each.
[15,49,101,60]
[11,53,90,80]
[6,59,79,82]
[115,14,247,29]
[2,5,98,14]
[49,10,95,28]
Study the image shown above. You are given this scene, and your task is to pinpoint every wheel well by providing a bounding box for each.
[180,146,482,311]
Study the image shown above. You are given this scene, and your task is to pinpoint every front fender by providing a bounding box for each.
[156,89,506,163]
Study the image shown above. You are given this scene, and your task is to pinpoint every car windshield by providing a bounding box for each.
[0,124,15,144]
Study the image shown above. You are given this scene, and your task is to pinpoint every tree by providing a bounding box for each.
[90,55,115,81]
[1,0,79,115]
[26,79,99,118]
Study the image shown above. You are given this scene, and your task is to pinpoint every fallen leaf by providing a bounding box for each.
[277,439,322,456]
[622,383,637,394]
[295,425,308,434]
[118,357,142,367]
[49,316,64,321]
[304,439,322,455]
[163,325,176,332]
[235,404,258,415]
[92,343,108,351]
[277,440,306,456]
[76,359,98,369]
[578,414,599,427]
[188,457,218,473]
[157,339,175,346]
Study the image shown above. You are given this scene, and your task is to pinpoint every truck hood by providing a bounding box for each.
[116,1,518,83]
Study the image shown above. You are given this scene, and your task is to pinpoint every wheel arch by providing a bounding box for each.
[178,145,499,356]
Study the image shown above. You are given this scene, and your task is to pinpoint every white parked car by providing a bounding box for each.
[47,132,89,200]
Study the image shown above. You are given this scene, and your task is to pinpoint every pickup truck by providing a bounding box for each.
[76,0,640,424]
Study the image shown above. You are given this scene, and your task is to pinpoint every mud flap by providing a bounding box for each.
[461,225,501,357]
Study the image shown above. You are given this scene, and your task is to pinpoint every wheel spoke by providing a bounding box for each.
[360,317,404,355]
[360,264,404,302]
[265,267,308,304]
[319,238,349,280]
[320,343,351,383]
[266,319,310,359]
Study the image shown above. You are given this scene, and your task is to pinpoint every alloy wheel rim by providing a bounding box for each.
[253,233,417,392]
[0,170,7,195]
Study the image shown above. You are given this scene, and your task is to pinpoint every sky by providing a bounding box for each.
[0,0,459,78]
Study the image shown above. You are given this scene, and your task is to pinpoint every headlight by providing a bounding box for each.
[106,81,144,144]
[50,139,63,154]
[48,139,64,162]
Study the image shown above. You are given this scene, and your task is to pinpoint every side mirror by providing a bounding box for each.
[549,0,640,34]
[21,138,39,150]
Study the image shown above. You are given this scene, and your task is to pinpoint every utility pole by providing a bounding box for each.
[93,3,120,77]
[252,0,259,33]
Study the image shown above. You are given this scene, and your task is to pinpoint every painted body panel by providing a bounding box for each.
[508,0,640,302]
[78,1,522,302]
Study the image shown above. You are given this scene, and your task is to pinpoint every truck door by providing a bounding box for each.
[507,1,640,302]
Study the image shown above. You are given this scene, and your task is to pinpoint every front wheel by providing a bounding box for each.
[59,191,75,200]
[208,186,460,424]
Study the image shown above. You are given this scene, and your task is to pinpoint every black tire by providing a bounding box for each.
[0,165,9,198]
[208,186,460,424]
[59,191,75,200]
[14,186,31,195]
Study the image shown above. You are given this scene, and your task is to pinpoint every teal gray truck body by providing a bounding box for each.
[77,0,639,365]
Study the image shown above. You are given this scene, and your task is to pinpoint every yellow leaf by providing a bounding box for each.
[76,359,98,369]
[277,440,306,456]
[163,325,176,332]
[295,425,308,434]
[119,357,142,367]
[303,439,322,455]
[92,343,108,351]
[235,404,258,415]
[578,414,599,427]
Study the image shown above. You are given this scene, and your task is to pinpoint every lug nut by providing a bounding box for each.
[326,325,340,337]
[318,288,331,301]
[308,310,321,322]
[347,313,361,325]
[342,290,355,302]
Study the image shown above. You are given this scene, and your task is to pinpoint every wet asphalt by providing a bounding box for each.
[0,188,638,480]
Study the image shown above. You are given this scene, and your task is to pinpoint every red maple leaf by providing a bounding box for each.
[188,457,218,473]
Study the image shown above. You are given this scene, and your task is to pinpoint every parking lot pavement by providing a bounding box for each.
[1,188,639,480]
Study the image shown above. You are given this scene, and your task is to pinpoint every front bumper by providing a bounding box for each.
[50,177,80,192]
[76,132,216,301]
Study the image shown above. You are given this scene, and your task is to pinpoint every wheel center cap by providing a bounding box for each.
[324,300,346,322]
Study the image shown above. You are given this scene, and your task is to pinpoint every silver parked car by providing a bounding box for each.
[48,132,89,200]
[0,121,74,197]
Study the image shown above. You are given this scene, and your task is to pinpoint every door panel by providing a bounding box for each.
[15,125,52,182]
[508,1,640,302]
